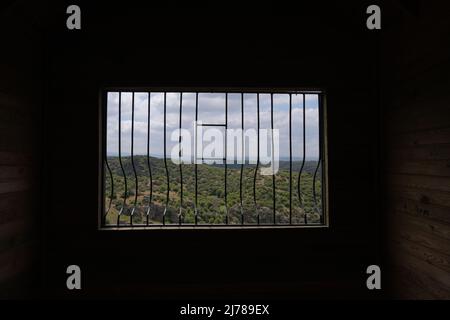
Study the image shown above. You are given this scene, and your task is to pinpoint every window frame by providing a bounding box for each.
[98,87,329,230]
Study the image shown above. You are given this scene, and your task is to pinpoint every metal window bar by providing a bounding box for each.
[194,92,199,225]
[178,92,183,225]
[224,93,228,224]
[297,94,307,224]
[239,93,244,224]
[318,93,325,224]
[312,93,323,222]
[289,93,292,225]
[146,92,153,226]
[104,154,114,224]
[253,93,260,225]
[117,92,127,226]
[163,92,170,225]
[102,89,326,228]
[130,92,138,225]
[271,93,276,224]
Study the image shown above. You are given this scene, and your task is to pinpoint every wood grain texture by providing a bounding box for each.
[0,1,42,298]
[383,1,450,299]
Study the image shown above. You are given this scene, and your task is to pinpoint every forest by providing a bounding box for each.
[104,156,323,225]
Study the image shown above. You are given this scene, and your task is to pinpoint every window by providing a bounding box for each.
[100,88,327,228]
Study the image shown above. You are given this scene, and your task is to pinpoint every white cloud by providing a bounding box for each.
[106,92,320,160]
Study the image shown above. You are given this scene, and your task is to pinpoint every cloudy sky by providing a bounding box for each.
[106,92,320,162]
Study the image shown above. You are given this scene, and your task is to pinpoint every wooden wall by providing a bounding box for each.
[0,0,383,299]
[0,2,44,297]
[6,0,450,299]
[383,1,450,299]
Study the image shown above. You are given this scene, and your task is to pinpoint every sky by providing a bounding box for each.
[106,92,320,162]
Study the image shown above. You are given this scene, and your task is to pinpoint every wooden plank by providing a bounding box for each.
[385,144,450,162]
[389,209,450,241]
[387,195,450,224]
[385,98,450,133]
[0,191,34,224]
[390,236,450,274]
[0,242,37,284]
[0,105,33,128]
[0,217,35,253]
[386,159,450,177]
[0,180,31,194]
[0,269,35,298]
[0,166,33,181]
[386,173,450,193]
[389,212,450,256]
[0,91,36,111]
[388,127,450,148]
[387,185,450,208]
[0,152,33,166]
[390,265,439,299]
[390,264,440,299]
[0,127,34,152]
[389,244,450,298]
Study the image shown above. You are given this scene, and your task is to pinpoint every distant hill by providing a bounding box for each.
[213,160,320,176]
[104,155,323,225]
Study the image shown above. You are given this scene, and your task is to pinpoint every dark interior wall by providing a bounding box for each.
[41,1,383,299]
[0,0,388,299]
[382,2,450,299]
[0,2,44,297]
[3,0,449,300]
